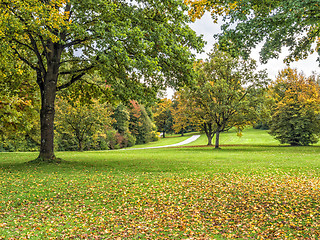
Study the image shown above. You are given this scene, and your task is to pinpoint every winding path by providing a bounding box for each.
[122,135,201,150]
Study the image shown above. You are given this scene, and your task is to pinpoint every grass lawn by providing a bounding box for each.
[127,132,197,149]
[1,129,320,239]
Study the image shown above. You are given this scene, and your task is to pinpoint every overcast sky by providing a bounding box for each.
[165,13,320,98]
[189,13,320,79]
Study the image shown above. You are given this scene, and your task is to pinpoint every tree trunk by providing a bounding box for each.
[203,122,214,145]
[38,81,57,161]
[215,130,220,149]
[207,134,213,145]
[78,139,83,152]
[36,42,62,162]
[163,131,166,138]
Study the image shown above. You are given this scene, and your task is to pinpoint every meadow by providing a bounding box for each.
[0,128,320,239]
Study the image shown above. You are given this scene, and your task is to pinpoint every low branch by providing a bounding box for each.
[12,47,40,71]
[63,37,91,49]
[59,65,94,75]
[26,32,46,74]
[11,38,34,52]
[56,65,94,91]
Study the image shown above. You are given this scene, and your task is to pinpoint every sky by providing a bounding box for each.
[166,12,320,98]
[189,13,320,79]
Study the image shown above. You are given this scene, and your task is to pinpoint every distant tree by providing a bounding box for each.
[0,0,203,161]
[171,90,198,136]
[185,0,320,64]
[112,104,130,135]
[128,100,154,144]
[190,46,269,148]
[154,98,173,138]
[268,68,320,146]
[55,98,114,151]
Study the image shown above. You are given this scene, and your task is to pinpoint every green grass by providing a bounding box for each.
[184,127,280,146]
[127,132,197,148]
[1,129,320,239]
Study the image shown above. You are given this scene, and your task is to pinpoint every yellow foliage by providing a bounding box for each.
[185,0,238,22]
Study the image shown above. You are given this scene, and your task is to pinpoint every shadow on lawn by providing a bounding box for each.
[172,144,320,152]
[1,144,320,173]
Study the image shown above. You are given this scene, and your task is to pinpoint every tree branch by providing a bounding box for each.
[59,65,94,75]
[56,65,94,91]
[11,47,40,71]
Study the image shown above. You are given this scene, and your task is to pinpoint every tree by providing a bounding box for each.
[0,0,203,161]
[112,103,130,135]
[171,90,198,136]
[128,100,154,144]
[154,98,173,138]
[268,68,320,146]
[0,54,40,151]
[112,103,136,148]
[190,47,269,148]
[55,98,114,151]
[185,0,320,64]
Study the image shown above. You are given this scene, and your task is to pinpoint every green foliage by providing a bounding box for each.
[0,56,40,152]
[171,91,197,136]
[268,68,320,146]
[0,0,204,160]
[253,122,269,130]
[129,100,154,144]
[112,104,130,135]
[55,97,114,151]
[153,98,174,138]
[188,46,269,147]
[186,0,320,63]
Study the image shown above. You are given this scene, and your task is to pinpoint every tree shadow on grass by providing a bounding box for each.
[171,144,320,153]
[1,144,320,173]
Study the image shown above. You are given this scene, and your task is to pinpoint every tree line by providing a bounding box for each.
[1,0,320,161]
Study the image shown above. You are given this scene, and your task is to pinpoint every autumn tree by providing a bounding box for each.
[128,100,155,144]
[185,0,320,64]
[55,97,114,151]
[0,54,40,151]
[0,0,203,161]
[154,98,174,138]
[171,90,198,136]
[190,47,269,148]
[268,68,320,146]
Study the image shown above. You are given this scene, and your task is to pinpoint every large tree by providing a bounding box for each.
[185,0,320,64]
[190,47,269,148]
[0,0,203,161]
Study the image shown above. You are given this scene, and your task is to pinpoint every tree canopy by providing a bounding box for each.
[185,0,320,64]
[268,68,320,146]
[154,98,173,138]
[0,0,203,161]
[189,46,269,148]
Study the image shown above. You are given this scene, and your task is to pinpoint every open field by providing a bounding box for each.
[1,129,320,239]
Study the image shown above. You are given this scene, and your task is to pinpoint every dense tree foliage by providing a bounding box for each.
[185,0,320,64]
[128,100,158,145]
[0,56,40,151]
[55,98,114,151]
[154,98,174,138]
[171,90,198,136]
[0,0,203,161]
[190,47,269,148]
[268,68,320,146]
